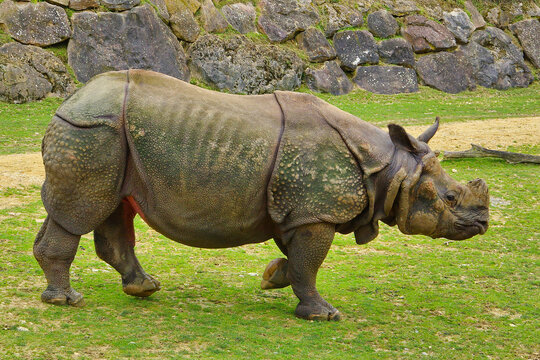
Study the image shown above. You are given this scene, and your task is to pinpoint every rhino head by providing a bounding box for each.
[389,119,489,240]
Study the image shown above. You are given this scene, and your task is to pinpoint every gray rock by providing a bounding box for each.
[443,9,474,44]
[164,0,200,15]
[416,52,471,93]
[188,34,304,94]
[383,0,419,16]
[170,8,200,42]
[0,0,71,46]
[526,2,540,17]
[471,27,533,89]
[464,1,485,30]
[322,4,363,38]
[486,7,510,29]
[305,60,353,95]
[367,10,399,39]
[0,42,75,103]
[68,5,189,83]
[401,15,456,53]
[46,0,69,7]
[423,5,443,21]
[69,0,99,10]
[222,3,256,34]
[333,30,379,71]
[296,27,336,62]
[201,0,228,33]
[258,0,320,42]
[509,19,540,69]
[472,27,525,65]
[148,0,170,22]
[455,42,498,88]
[353,65,418,94]
[378,38,415,68]
[100,0,140,11]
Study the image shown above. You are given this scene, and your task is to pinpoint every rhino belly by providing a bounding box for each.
[124,72,283,248]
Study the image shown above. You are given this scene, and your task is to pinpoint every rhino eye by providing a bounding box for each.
[446,193,456,202]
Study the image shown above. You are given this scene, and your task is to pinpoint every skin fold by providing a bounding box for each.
[34,70,490,320]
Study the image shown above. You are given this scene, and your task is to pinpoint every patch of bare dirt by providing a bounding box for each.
[406,117,540,151]
[0,117,538,207]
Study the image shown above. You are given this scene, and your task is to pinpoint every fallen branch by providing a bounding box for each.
[441,144,540,164]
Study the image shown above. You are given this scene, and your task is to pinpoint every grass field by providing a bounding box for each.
[0,85,539,359]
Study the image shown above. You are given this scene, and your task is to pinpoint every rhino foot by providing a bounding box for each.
[295,301,341,321]
[41,285,85,307]
[261,258,291,290]
[122,274,161,297]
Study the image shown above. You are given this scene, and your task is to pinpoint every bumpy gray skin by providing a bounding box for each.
[35,70,490,320]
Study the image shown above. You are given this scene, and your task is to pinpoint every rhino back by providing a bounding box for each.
[124,70,282,247]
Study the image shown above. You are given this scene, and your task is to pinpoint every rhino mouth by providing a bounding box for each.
[452,220,488,239]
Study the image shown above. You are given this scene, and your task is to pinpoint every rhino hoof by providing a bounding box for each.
[261,258,290,290]
[123,275,161,297]
[41,286,85,307]
[295,303,341,321]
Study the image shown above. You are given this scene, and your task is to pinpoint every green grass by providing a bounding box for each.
[0,97,63,155]
[0,82,539,359]
[305,82,540,126]
[0,156,538,359]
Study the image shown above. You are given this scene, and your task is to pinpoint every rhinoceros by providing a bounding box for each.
[34,70,489,320]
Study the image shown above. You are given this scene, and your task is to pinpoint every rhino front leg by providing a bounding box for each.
[286,223,340,321]
[34,216,84,306]
[94,201,160,298]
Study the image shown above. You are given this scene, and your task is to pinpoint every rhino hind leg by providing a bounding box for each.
[286,223,341,321]
[34,216,85,306]
[94,200,161,298]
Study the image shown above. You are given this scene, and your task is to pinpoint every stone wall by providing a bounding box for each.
[0,0,539,102]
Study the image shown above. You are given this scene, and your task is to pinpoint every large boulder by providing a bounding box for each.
[0,0,71,46]
[322,4,363,38]
[305,60,353,95]
[471,27,534,89]
[333,30,379,71]
[258,0,320,42]
[367,10,399,39]
[169,8,200,42]
[0,42,75,103]
[455,42,498,88]
[509,19,540,69]
[201,0,228,33]
[352,65,418,94]
[416,52,471,93]
[378,38,415,68]
[68,5,189,83]
[296,27,336,62]
[221,3,256,34]
[401,15,456,53]
[443,9,474,44]
[188,34,304,94]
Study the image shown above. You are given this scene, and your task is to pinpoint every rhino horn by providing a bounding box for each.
[417,117,440,144]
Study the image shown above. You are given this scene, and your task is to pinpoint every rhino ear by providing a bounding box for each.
[388,123,422,153]
[417,117,440,143]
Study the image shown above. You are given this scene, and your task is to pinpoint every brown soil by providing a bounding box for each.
[0,117,538,195]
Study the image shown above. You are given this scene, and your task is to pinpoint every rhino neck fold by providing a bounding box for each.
[348,148,417,244]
